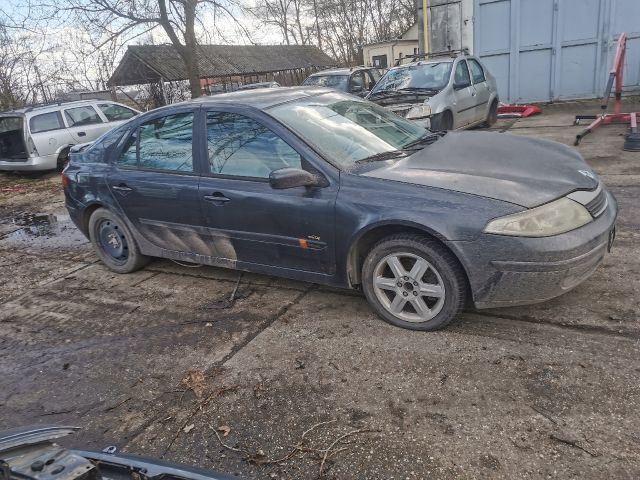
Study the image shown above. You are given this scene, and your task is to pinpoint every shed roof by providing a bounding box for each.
[109,44,336,86]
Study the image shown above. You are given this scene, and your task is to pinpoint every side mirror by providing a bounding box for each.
[269,168,319,189]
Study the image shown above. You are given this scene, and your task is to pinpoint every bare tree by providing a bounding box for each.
[28,0,250,98]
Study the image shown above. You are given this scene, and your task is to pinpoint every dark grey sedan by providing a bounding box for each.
[63,87,617,331]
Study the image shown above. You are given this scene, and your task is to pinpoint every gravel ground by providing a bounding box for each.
[1,98,639,479]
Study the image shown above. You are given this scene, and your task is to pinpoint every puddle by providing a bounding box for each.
[0,211,90,250]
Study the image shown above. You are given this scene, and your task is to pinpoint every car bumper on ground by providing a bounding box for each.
[0,153,58,171]
[449,190,618,309]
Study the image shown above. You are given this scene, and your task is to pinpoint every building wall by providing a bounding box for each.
[363,41,419,68]
[474,0,640,103]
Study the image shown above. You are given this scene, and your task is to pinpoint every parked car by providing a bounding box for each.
[0,99,139,172]
[302,67,381,97]
[367,53,498,131]
[63,87,617,331]
[237,81,281,91]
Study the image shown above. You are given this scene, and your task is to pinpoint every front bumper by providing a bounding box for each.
[0,153,57,171]
[449,190,618,309]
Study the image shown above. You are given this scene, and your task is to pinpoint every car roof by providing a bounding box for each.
[0,99,118,116]
[309,67,370,77]
[188,86,335,110]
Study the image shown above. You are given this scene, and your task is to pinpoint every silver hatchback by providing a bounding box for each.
[366,54,499,131]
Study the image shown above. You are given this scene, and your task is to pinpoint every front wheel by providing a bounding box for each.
[361,234,467,331]
[88,208,149,273]
[430,110,454,131]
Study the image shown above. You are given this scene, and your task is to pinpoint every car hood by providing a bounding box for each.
[361,131,598,208]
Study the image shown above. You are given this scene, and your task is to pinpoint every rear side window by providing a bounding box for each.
[98,103,137,122]
[64,106,103,127]
[468,59,486,84]
[118,112,194,172]
[29,112,64,133]
[206,112,301,179]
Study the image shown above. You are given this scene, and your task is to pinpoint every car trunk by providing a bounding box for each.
[0,116,28,162]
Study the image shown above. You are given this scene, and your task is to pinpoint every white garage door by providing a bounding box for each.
[474,0,640,103]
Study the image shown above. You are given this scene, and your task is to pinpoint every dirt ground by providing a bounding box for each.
[1,99,639,479]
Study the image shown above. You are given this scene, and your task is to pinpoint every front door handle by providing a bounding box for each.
[203,192,231,204]
[112,184,133,192]
[78,131,86,137]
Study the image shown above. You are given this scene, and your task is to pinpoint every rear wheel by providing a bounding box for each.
[56,148,70,172]
[88,208,149,273]
[430,110,454,131]
[483,100,498,128]
[362,234,467,331]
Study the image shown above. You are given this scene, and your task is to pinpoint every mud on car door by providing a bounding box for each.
[197,109,338,274]
[107,108,210,255]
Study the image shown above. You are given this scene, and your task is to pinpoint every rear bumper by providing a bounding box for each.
[0,153,57,171]
[449,190,618,309]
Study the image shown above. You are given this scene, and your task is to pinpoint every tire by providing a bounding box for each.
[483,100,498,128]
[88,208,150,274]
[361,234,467,331]
[56,149,70,172]
[430,110,454,131]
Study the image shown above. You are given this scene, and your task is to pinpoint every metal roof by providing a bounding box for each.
[109,44,336,86]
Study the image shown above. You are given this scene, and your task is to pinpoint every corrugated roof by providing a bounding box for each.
[109,44,336,86]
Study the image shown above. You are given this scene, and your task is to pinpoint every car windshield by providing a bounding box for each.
[269,92,428,167]
[370,62,453,95]
[303,74,349,90]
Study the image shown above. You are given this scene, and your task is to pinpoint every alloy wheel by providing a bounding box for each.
[372,252,445,323]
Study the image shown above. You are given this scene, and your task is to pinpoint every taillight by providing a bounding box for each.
[26,135,38,157]
[61,174,69,187]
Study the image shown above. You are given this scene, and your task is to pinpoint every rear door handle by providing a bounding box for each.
[203,192,231,204]
[112,184,133,192]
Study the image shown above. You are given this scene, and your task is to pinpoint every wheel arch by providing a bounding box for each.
[81,201,105,236]
[345,221,471,295]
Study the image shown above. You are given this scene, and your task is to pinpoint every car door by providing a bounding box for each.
[107,108,210,255]
[467,58,491,123]
[451,60,477,128]
[63,105,111,143]
[197,109,338,274]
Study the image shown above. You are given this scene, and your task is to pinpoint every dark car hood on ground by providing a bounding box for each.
[361,131,598,208]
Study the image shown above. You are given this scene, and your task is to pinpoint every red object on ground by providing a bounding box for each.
[574,32,638,146]
[497,105,542,118]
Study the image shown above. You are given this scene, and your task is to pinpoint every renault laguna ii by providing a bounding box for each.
[63,88,617,331]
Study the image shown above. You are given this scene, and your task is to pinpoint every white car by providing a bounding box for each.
[367,53,499,131]
[0,100,139,172]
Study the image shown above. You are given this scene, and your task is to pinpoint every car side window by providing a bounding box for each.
[468,59,486,84]
[98,103,137,122]
[454,61,471,87]
[64,106,104,127]
[351,72,365,93]
[117,112,194,172]
[206,112,301,179]
[29,112,64,133]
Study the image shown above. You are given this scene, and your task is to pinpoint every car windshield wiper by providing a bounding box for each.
[368,90,405,98]
[402,133,441,150]
[398,87,440,94]
[355,150,406,164]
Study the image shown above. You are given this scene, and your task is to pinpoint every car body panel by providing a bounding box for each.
[361,130,598,208]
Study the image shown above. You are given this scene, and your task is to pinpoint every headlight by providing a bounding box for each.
[484,197,592,237]
[406,104,432,120]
